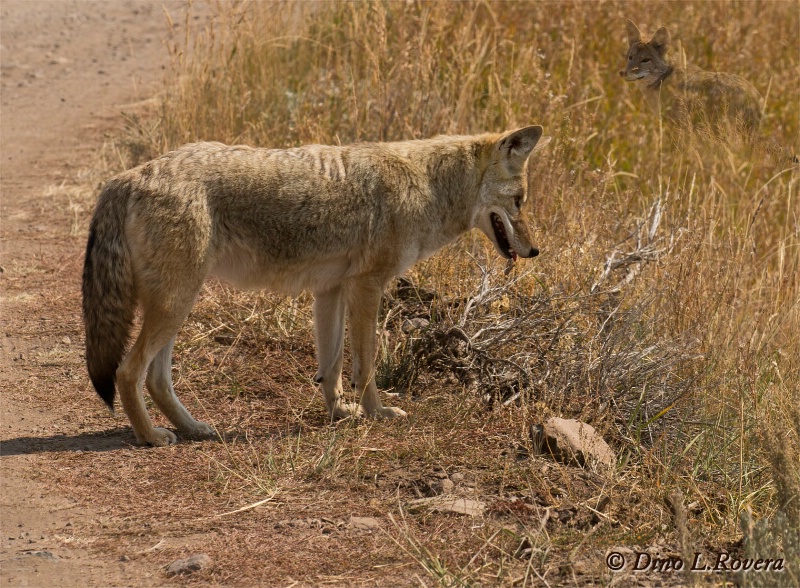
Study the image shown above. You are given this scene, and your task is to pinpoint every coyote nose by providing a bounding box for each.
[529,247,539,257]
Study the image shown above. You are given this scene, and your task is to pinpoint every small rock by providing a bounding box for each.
[23,550,59,560]
[349,516,381,531]
[407,496,485,517]
[532,417,614,469]
[61,336,71,345]
[401,318,430,333]
[165,553,211,576]
[449,472,464,483]
[430,478,454,495]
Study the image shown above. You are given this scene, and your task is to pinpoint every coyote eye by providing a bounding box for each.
[642,58,651,63]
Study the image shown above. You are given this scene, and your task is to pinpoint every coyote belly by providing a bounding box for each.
[82,127,549,446]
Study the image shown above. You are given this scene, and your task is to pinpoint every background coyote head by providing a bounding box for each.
[620,19,672,85]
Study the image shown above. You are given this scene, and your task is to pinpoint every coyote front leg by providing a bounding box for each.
[313,286,362,420]
[347,281,407,419]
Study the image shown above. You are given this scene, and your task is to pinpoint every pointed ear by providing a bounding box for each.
[533,135,552,153]
[496,125,543,174]
[651,26,670,54]
[625,19,642,45]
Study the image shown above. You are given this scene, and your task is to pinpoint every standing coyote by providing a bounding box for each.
[620,19,763,138]
[83,127,549,446]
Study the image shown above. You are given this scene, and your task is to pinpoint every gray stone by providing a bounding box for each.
[431,478,454,495]
[165,553,211,576]
[401,318,430,333]
[349,516,381,531]
[407,496,485,516]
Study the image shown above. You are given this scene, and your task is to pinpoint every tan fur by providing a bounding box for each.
[620,19,763,138]
[82,127,549,446]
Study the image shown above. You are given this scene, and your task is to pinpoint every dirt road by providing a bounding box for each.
[1,2,197,585]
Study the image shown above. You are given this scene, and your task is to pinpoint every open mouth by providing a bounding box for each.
[491,213,516,261]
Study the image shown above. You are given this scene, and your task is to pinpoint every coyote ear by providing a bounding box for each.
[651,26,670,53]
[533,136,552,153]
[625,19,642,45]
[497,125,543,173]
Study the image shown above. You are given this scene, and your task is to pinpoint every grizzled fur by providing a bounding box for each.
[82,127,548,446]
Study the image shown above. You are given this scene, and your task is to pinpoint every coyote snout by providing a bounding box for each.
[484,210,539,261]
[82,126,550,446]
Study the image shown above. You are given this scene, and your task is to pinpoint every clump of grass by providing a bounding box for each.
[101,0,800,583]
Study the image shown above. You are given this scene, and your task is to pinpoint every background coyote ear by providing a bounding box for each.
[651,26,670,54]
[625,19,642,45]
[497,125,543,174]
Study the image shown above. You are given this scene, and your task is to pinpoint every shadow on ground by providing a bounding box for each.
[0,428,136,455]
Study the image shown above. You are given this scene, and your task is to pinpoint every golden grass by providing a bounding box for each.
[91,0,800,584]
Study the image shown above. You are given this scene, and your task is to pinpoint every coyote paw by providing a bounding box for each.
[331,402,364,420]
[136,427,178,447]
[368,406,408,419]
[179,420,218,440]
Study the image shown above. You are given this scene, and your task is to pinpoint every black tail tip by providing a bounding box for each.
[90,374,116,411]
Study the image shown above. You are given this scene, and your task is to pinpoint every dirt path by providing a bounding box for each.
[1,2,199,585]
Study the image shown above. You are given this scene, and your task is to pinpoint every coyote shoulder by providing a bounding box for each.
[83,127,549,446]
[620,19,763,137]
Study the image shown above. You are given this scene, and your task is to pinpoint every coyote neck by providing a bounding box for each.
[399,141,483,238]
[638,62,687,114]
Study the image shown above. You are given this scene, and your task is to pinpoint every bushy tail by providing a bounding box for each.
[82,180,137,410]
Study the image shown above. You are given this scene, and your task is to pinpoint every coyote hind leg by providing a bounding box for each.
[146,335,216,440]
[116,291,198,446]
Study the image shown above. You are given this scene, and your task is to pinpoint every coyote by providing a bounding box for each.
[620,19,763,139]
[83,127,549,446]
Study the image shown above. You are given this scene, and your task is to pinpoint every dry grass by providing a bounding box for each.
[63,0,799,585]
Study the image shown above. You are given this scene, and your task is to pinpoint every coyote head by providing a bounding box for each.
[619,19,672,84]
[475,126,549,262]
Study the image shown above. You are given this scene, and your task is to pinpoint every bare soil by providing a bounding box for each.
[1,2,198,585]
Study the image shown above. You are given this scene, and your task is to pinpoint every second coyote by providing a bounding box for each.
[620,19,763,137]
[83,127,549,446]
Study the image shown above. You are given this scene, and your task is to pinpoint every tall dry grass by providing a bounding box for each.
[119,0,798,581]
